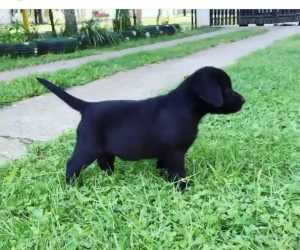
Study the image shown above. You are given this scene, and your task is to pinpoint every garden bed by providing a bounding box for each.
[0,24,182,58]
[0,26,220,72]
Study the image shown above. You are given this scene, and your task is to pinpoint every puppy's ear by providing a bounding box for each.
[197,80,223,107]
[190,75,223,108]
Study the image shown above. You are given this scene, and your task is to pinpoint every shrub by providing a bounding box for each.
[0,21,39,43]
[80,19,120,47]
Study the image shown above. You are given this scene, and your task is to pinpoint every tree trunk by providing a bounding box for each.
[194,10,198,29]
[113,9,132,32]
[34,9,38,24]
[132,9,137,26]
[37,9,43,24]
[191,9,199,29]
[191,10,193,29]
[63,9,78,35]
[48,9,57,36]
[136,9,142,25]
[156,9,161,25]
[21,9,30,32]
[34,9,43,24]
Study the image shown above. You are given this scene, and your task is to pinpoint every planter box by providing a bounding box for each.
[143,25,161,37]
[0,43,13,56]
[36,38,78,55]
[11,42,38,57]
[159,25,177,35]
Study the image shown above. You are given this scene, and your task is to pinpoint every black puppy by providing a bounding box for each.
[37,66,245,189]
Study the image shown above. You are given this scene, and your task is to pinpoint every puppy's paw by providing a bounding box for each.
[175,178,188,191]
[169,175,188,191]
[65,175,83,186]
[103,168,114,176]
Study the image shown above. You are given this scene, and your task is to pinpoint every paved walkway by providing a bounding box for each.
[0,28,235,82]
[0,26,299,164]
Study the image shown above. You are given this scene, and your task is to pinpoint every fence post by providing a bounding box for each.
[191,9,194,29]
[195,9,198,28]
[209,9,213,25]
[220,9,223,25]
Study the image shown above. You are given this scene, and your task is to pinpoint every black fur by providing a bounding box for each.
[37,66,245,190]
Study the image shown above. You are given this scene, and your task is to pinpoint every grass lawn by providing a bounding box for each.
[0,28,266,107]
[0,34,299,249]
[0,26,220,72]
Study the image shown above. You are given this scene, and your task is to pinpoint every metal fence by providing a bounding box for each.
[210,9,300,26]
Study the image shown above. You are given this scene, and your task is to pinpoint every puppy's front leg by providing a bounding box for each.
[164,151,187,190]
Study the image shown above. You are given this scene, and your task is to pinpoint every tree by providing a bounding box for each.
[156,9,161,25]
[136,9,142,25]
[21,9,30,32]
[191,9,198,29]
[34,9,43,24]
[132,9,137,26]
[113,9,132,32]
[63,9,78,35]
[131,9,142,26]
[48,9,57,36]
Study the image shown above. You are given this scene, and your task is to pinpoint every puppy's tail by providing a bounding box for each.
[36,78,88,112]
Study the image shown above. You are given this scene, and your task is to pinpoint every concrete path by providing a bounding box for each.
[0,26,299,165]
[0,28,234,82]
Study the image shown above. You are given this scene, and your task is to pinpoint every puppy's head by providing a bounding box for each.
[187,66,245,114]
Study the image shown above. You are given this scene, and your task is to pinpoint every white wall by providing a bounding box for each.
[102,9,175,19]
[196,9,210,26]
[142,9,176,18]
[76,9,93,22]
[0,9,11,25]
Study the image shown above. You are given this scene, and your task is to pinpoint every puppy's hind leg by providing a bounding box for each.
[97,154,115,175]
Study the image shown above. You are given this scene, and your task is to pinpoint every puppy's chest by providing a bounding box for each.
[158,118,199,149]
[175,125,198,148]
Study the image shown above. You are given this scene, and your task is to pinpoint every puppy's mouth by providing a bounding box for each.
[218,98,245,114]
[232,103,245,113]
[240,96,246,105]
[231,95,246,112]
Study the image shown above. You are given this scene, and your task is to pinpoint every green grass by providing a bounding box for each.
[0,34,299,249]
[0,28,266,107]
[0,27,220,72]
